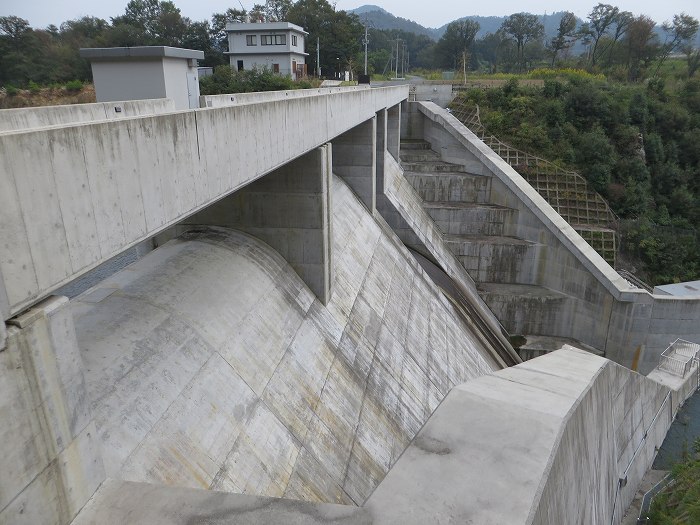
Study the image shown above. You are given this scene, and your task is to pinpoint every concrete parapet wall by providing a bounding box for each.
[200,85,370,108]
[410,101,700,373]
[0,99,176,133]
[0,86,407,320]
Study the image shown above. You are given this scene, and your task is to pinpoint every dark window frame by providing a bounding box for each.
[261,34,286,46]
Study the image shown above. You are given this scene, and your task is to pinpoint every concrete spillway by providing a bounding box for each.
[69,175,497,505]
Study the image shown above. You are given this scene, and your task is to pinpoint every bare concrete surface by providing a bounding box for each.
[72,479,370,525]
[518,334,604,360]
[0,99,176,133]
[66,175,496,508]
[365,347,675,525]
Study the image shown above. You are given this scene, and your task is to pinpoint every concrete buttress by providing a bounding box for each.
[0,296,104,525]
[332,119,377,213]
[177,145,334,305]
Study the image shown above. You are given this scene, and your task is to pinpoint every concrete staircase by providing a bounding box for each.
[400,139,575,345]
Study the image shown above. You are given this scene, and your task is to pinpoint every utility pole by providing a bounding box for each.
[363,25,369,75]
[316,37,320,77]
[401,43,406,78]
[462,50,467,85]
[395,38,400,79]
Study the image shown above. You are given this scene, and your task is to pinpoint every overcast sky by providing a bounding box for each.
[1,0,698,31]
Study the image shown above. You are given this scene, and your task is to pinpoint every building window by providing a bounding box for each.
[261,34,286,45]
[237,60,244,71]
[292,35,297,46]
[273,64,280,73]
[246,35,257,46]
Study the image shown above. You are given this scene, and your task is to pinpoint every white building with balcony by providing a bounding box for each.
[225,22,308,80]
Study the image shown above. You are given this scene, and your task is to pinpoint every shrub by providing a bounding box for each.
[528,68,605,82]
[4,85,19,96]
[65,80,83,92]
[199,65,299,95]
[28,81,41,93]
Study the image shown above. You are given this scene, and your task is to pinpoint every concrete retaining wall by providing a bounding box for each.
[0,99,176,132]
[413,84,454,107]
[0,86,407,321]
[410,102,700,373]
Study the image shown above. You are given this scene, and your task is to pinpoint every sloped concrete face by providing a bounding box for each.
[69,175,497,506]
[72,479,371,525]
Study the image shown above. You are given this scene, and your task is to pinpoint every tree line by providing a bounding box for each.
[2,2,698,87]
[0,0,365,86]
[426,6,699,80]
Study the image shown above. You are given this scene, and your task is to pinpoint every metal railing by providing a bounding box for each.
[658,339,700,378]
[617,269,653,293]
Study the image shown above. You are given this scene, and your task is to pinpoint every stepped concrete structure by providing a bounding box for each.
[1,84,699,525]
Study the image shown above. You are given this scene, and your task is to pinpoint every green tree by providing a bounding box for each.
[574,127,616,193]
[624,15,658,81]
[435,20,480,71]
[655,13,700,76]
[0,16,30,51]
[584,3,619,66]
[0,16,41,84]
[111,0,187,46]
[548,11,577,67]
[473,31,512,73]
[210,9,246,52]
[286,0,362,76]
[500,13,544,72]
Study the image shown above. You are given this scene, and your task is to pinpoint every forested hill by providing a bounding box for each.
[349,5,439,39]
[350,6,583,41]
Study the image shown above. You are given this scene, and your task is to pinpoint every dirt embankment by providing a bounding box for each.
[0,85,96,109]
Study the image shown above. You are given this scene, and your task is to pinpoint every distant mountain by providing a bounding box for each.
[349,6,586,43]
[350,4,390,15]
[349,6,441,39]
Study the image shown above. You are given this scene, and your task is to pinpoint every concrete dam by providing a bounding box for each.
[1,84,699,524]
